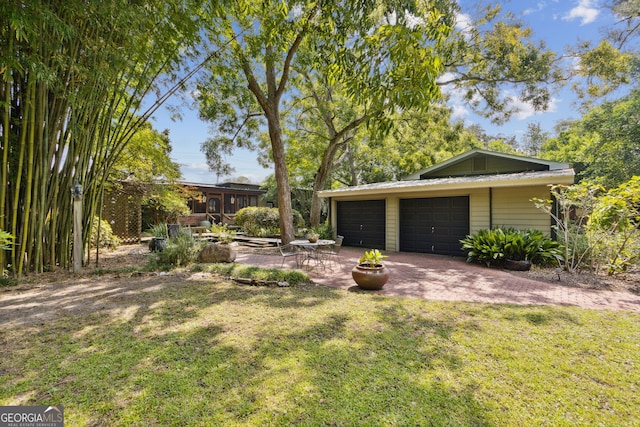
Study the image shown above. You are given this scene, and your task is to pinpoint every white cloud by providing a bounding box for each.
[562,0,599,25]
[508,96,559,120]
[523,2,547,15]
[454,12,473,39]
[451,104,469,119]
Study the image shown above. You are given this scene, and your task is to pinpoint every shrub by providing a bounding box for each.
[460,228,563,267]
[307,221,335,240]
[149,227,203,269]
[587,177,640,274]
[234,207,304,236]
[147,223,168,238]
[533,179,640,275]
[210,223,236,244]
[0,230,15,285]
[90,217,120,249]
[0,229,15,250]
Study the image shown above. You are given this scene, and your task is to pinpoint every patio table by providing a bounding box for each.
[290,239,335,269]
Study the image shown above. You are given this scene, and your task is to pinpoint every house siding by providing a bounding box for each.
[470,188,490,233]
[492,185,551,234]
[387,197,399,251]
[425,156,548,178]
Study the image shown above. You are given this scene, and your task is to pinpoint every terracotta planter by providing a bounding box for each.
[504,259,532,271]
[352,264,389,290]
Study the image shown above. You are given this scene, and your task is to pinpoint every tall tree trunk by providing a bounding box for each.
[267,112,295,243]
[310,144,339,227]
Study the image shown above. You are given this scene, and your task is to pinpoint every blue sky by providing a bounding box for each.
[149,0,615,185]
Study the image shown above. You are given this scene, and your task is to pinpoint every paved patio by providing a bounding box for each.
[235,246,640,312]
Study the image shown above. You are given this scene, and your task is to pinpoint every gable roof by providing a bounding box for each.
[403,148,571,180]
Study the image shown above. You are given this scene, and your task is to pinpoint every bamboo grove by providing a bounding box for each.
[0,1,204,275]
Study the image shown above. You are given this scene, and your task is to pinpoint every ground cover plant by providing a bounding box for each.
[1,271,638,426]
[460,228,563,267]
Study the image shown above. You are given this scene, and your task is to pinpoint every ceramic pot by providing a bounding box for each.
[351,264,389,290]
[149,237,166,253]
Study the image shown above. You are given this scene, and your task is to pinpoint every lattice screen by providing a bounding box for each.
[102,184,144,244]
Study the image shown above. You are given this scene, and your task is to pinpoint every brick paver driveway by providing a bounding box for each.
[236,246,640,312]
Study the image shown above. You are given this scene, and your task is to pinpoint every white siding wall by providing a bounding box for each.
[387,197,398,251]
[470,188,490,233]
[492,186,551,234]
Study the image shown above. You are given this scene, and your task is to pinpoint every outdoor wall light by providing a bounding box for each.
[71,182,83,198]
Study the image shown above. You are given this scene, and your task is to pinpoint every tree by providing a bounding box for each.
[521,122,549,157]
[111,123,181,183]
[197,0,457,241]
[1,0,204,274]
[436,4,564,123]
[541,90,640,187]
[570,0,639,102]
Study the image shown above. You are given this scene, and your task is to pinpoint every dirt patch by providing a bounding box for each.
[511,264,640,294]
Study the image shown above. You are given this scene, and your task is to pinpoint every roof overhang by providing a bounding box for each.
[318,168,575,199]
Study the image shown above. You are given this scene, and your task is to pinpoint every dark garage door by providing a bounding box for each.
[400,196,469,256]
[337,200,386,249]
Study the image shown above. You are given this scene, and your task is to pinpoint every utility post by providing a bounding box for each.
[72,182,83,273]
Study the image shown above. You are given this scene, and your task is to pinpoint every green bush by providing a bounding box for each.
[0,229,16,285]
[149,227,203,269]
[210,223,236,243]
[90,217,120,249]
[0,229,15,250]
[533,179,640,275]
[460,228,563,267]
[147,223,168,238]
[307,221,335,240]
[234,207,305,236]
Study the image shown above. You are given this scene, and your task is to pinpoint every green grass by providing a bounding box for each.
[1,276,639,426]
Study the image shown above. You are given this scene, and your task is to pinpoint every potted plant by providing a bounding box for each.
[307,232,319,243]
[148,223,168,252]
[352,249,390,290]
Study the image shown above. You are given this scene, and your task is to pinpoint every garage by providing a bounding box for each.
[337,200,386,249]
[399,196,469,256]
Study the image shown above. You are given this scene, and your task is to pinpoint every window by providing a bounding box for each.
[224,194,235,214]
[207,196,220,213]
[236,195,247,210]
[192,194,206,213]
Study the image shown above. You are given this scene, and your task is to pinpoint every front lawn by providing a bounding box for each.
[1,276,638,426]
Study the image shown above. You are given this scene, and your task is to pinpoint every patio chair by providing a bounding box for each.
[318,235,344,269]
[278,242,300,268]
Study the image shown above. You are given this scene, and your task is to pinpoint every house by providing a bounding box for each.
[317,149,575,256]
[180,181,267,226]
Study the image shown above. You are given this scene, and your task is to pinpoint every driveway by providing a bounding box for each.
[236,246,640,312]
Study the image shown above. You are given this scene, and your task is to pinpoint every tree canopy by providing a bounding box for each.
[197,0,458,240]
[542,89,640,187]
